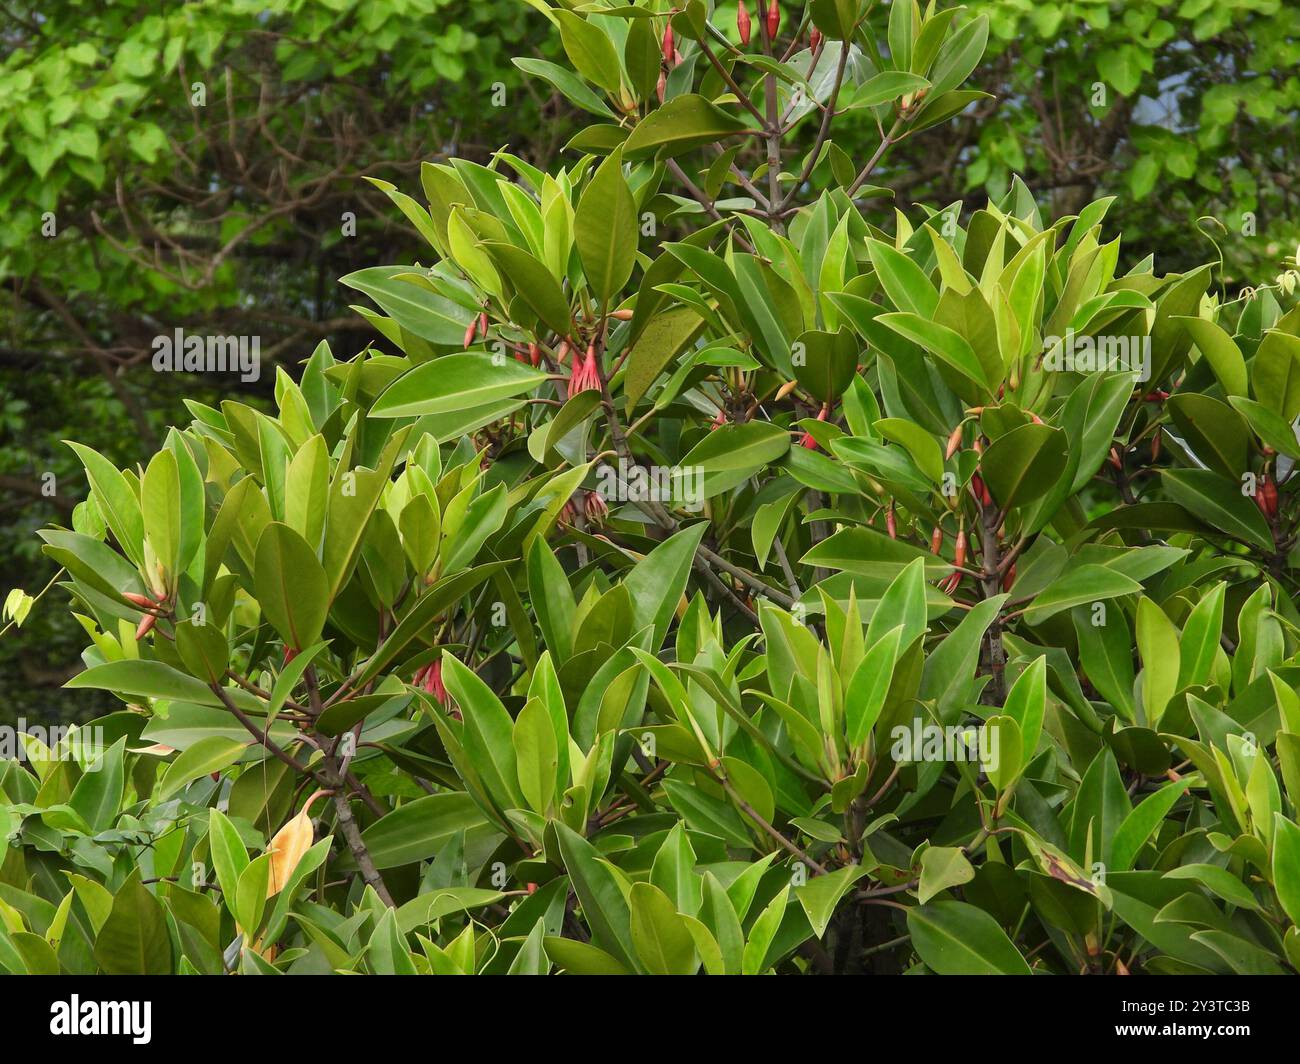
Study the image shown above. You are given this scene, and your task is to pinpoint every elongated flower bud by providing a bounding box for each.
[1002,563,1017,592]
[477,311,489,338]
[945,424,963,460]
[656,70,666,102]
[424,659,449,707]
[1256,475,1278,519]
[135,613,157,641]
[738,1,752,45]
[123,591,155,609]
[930,526,943,554]
[954,529,968,569]
[810,27,823,52]
[609,308,634,321]
[766,0,780,40]
[885,502,897,540]
[662,24,675,64]
[463,319,477,349]
[528,342,541,367]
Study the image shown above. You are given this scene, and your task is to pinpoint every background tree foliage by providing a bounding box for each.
[0,0,558,716]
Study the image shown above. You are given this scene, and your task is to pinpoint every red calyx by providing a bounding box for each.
[737,1,752,45]
[766,0,780,40]
[584,490,609,527]
[419,659,450,707]
[662,24,675,64]
[568,344,601,398]
[1256,475,1279,519]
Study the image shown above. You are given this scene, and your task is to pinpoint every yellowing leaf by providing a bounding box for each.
[266,800,319,898]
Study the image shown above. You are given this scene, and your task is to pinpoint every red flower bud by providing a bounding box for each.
[954,529,968,570]
[810,27,823,52]
[123,591,155,609]
[283,646,298,666]
[656,70,666,102]
[135,613,157,641]
[1256,475,1279,519]
[528,342,542,367]
[662,24,675,64]
[462,318,478,349]
[424,659,449,707]
[930,526,943,554]
[766,0,780,40]
[1002,563,1017,592]
[885,502,897,540]
[737,1,752,45]
[557,497,581,530]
